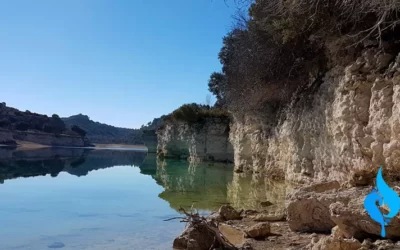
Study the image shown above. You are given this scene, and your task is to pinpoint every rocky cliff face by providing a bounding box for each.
[157,117,233,163]
[230,47,400,184]
[141,130,158,153]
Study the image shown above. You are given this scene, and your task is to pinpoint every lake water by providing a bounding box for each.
[0,147,289,250]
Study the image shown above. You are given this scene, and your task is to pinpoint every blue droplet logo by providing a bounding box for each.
[364,166,400,237]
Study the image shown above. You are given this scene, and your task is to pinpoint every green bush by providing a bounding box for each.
[169,103,229,123]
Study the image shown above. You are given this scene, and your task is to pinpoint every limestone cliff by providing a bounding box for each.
[141,130,158,153]
[157,117,233,163]
[230,47,400,184]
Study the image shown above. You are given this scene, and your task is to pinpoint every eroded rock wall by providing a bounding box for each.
[157,117,233,163]
[230,48,400,184]
[141,130,158,153]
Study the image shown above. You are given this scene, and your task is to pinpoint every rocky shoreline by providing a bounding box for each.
[173,179,400,250]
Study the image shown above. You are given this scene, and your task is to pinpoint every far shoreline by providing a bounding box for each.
[93,143,147,150]
[0,141,148,151]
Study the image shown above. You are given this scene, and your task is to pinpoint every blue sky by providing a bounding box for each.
[0,0,237,128]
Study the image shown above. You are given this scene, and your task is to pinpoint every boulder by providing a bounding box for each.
[218,205,242,221]
[173,223,215,250]
[307,235,362,250]
[330,189,400,239]
[244,222,271,238]
[207,211,224,223]
[219,224,246,245]
[286,187,358,232]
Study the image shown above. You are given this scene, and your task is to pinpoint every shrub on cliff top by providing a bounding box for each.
[249,0,400,44]
[166,103,229,124]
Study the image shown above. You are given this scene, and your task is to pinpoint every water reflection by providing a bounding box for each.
[0,147,292,213]
[153,159,234,211]
[0,147,293,249]
[227,173,295,212]
[138,155,293,213]
[0,147,147,183]
[0,148,178,250]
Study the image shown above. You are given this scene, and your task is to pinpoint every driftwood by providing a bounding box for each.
[165,207,238,250]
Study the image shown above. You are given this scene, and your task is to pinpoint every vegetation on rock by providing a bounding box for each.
[165,103,229,124]
[208,0,400,114]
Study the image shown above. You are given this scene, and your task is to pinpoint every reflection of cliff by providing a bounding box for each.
[137,155,292,212]
[138,153,157,176]
[149,159,234,211]
[0,148,147,183]
[227,173,295,212]
[64,149,147,176]
[141,130,158,153]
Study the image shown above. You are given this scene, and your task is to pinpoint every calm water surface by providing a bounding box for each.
[0,147,289,250]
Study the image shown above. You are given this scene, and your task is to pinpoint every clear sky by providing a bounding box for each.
[0,0,237,129]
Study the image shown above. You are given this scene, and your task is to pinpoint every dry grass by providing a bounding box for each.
[259,0,400,43]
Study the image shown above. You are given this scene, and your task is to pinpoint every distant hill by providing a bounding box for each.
[62,114,143,145]
[0,102,78,137]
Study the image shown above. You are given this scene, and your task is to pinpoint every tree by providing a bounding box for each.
[43,124,53,133]
[208,72,227,104]
[0,118,10,128]
[71,125,87,137]
[50,114,66,134]
[15,122,30,131]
